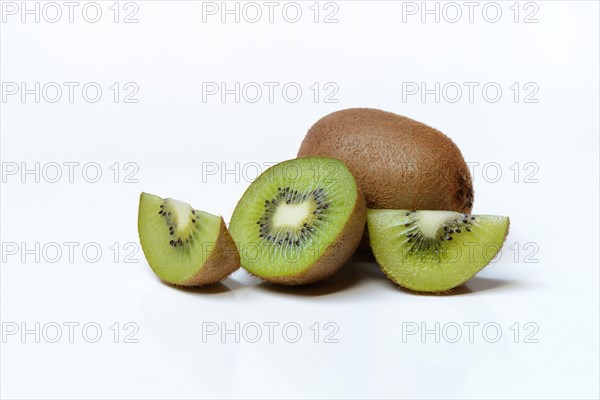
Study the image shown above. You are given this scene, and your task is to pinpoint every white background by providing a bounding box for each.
[1,1,599,399]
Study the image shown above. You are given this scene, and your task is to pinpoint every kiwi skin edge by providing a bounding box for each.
[262,188,367,286]
[165,218,240,287]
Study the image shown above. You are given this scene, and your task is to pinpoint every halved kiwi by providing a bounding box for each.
[137,192,240,286]
[367,209,509,292]
[229,157,366,285]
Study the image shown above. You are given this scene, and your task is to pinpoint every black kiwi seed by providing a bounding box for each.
[455,229,461,233]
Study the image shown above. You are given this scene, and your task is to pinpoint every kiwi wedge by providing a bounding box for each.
[137,192,240,286]
[229,157,366,285]
[367,209,509,292]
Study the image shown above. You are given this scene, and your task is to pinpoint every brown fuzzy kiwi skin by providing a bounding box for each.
[174,218,240,287]
[298,108,474,213]
[261,188,367,286]
[374,218,510,294]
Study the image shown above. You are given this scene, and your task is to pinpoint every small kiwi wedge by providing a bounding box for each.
[298,108,473,213]
[137,192,240,286]
[367,209,509,292]
[229,157,366,285]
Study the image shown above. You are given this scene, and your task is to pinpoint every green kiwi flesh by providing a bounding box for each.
[229,157,366,285]
[367,209,509,292]
[137,192,239,286]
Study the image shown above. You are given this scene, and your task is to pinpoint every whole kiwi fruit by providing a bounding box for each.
[297,108,473,213]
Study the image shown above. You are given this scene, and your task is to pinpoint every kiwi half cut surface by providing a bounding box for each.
[367,209,509,292]
[229,157,366,285]
[138,192,240,286]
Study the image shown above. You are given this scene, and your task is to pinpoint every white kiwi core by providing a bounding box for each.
[167,198,194,232]
[417,210,463,238]
[272,201,313,229]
